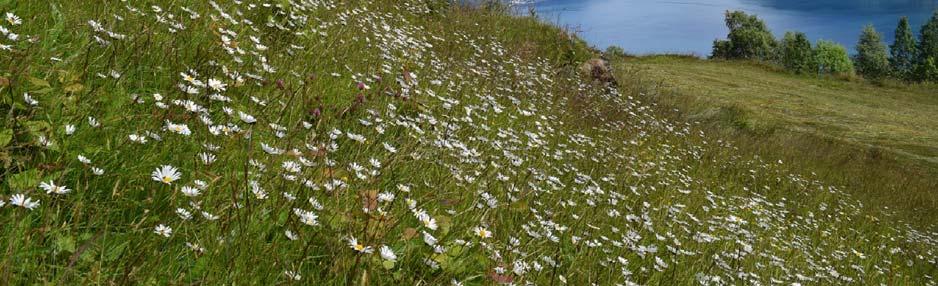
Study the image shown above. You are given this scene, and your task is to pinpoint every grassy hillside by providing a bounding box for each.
[614,55,938,225]
[1,1,936,285]
[620,56,938,164]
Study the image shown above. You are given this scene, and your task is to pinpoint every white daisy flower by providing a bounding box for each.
[151,165,181,185]
[23,93,38,106]
[180,186,201,197]
[5,13,22,26]
[10,194,39,210]
[207,78,227,92]
[379,245,397,262]
[238,111,256,124]
[165,120,191,136]
[347,236,373,253]
[473,226,493,239]
[154,224,173,237]
[39,180,70,195]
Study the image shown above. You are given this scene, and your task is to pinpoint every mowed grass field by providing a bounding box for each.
[621,56,938,164]
[614,55,938,224]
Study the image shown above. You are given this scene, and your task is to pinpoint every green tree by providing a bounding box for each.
[779,31,815,74]
[916,11,938,82]
[855,25,891,79]
[711,11,776,60]
[814,40,854,75]
[920,11,938,66]
[890,17,918,80]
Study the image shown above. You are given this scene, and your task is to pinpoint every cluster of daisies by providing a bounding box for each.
[2,1,937,285]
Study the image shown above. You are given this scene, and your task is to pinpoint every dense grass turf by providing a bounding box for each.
[0,1,936,285]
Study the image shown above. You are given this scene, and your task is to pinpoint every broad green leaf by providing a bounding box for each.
[7,169,41,190]
[28,77,50,88]
[382,260,395,270]
[54,235,76,254]
[0,129,12,147]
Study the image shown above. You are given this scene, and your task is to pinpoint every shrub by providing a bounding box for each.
[779,31,815,74]
[890,17,918,81]
[604,45,630,59]
[814,40,854,75]
[855,25,891,79]
[711,11,776,60]
[919,57,938,82]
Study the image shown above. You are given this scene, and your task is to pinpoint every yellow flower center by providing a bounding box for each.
[354,244,365,251]
[162,176,173,183]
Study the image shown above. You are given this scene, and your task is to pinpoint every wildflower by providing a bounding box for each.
[10,194,39,210]
[78,155,91,164]
[199,152,216,165]
[23,93,38,106]
[186,242,205,254]
[87,117,100,128]
[282,161,301,173]
[284,270,302,281]
[379,245,397,262]
[238,111,256,124]
[285,230,298,241]
[39,180,71,195]
[293,208,319,226]
[151,165,181,185]
[207,78,227,92]
[165,120,191,136]
[346,132,366,143]
[377,191,395,203]
[180,72,204,87]
[422,231,438,246]
[5,13,22,26]
[65,124,76,135]
[348,236,373,253]
[382,142,397,153]
[91,167,105,176]
[180,186,201,197]
[129,134,148,144]
[473,226,492,239]
[415,210,438,230]
[154,224,173,237]
[176,208,192,220]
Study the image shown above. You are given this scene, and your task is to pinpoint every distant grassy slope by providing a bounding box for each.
[621,56,938,164]
[613,55,938,225]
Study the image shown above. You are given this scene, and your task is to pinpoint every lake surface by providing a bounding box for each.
[525,0,938,56]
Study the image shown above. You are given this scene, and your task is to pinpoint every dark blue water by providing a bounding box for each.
[526,0,938,56]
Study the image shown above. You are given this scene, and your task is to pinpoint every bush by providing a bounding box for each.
[919,57,938,82]
[814,40,854,75]
[855,25,891,79]
[890,17,918,81]
[711,11,776,60]
[604,45,630,59]
[779,31,815,74]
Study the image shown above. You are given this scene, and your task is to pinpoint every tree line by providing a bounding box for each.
[711,10,938,82]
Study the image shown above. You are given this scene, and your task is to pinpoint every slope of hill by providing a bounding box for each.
[0,1,936,285]
[620,56,938,165]
[614,55,938,224]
